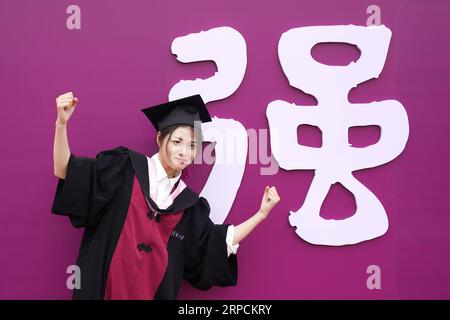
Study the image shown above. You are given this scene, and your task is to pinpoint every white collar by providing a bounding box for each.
[150,152,182,186]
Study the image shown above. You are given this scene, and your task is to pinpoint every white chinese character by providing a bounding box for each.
[267,25,409,245]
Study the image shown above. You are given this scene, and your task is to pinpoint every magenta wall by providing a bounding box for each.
[1,0,449,299]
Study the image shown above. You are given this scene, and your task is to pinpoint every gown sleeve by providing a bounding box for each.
[51,146,129,229]
[183,196,238,291]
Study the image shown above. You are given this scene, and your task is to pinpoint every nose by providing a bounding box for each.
[179,144,188,157]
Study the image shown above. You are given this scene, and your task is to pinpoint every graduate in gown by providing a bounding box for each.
[52,92,281,300]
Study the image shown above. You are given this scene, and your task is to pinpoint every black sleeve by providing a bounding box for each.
[183,197,238,291]
[51,146,129,229]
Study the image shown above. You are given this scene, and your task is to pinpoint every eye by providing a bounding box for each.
[173,140,180,145]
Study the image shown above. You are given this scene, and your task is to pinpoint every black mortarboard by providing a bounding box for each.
[140,94,212,132]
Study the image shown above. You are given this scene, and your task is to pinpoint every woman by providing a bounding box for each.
[52,92,281,300]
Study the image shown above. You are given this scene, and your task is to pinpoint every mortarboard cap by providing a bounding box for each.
[140,94,212,132]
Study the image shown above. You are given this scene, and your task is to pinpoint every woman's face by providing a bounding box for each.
[157,126,198,175]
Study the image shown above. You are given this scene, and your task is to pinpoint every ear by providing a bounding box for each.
[156,131,161,148]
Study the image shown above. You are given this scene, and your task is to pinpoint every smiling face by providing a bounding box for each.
[157,125,200,177]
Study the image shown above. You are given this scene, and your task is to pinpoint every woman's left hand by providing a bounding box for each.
[259,186,281,219]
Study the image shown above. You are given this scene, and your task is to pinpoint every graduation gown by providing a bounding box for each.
[51,146,238,299]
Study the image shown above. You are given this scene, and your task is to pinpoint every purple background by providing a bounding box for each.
[1,0,449,299]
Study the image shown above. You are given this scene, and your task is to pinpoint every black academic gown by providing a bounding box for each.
[51,146,238,299]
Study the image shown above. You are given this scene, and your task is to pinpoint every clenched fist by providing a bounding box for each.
[259,186,281,219]
[56,92,78,125]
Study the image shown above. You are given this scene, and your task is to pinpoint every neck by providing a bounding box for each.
[158,153,179,179]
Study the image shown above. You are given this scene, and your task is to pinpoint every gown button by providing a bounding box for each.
[147,210,161,223]
[137,243,152,253]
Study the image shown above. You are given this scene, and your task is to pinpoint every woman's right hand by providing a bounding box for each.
[56,92,78,125]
